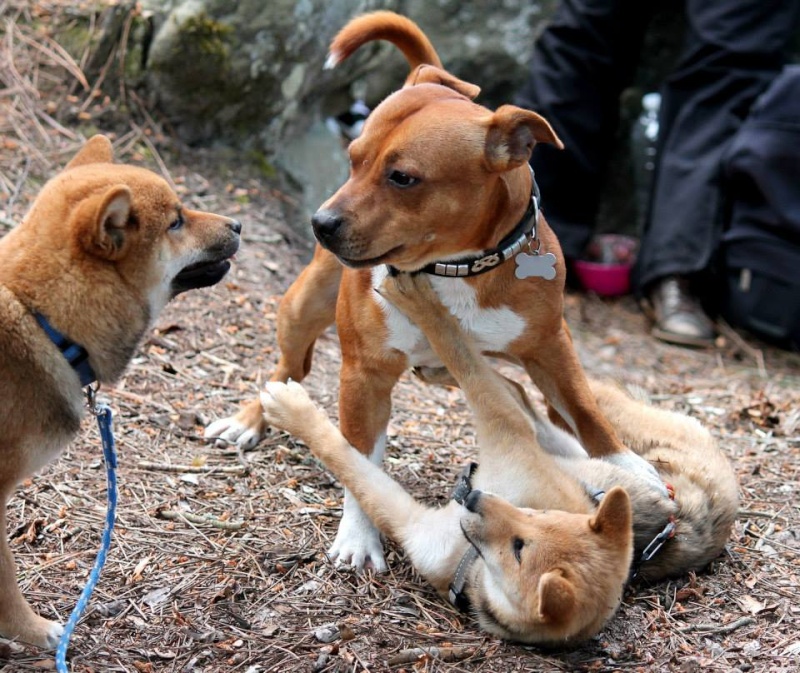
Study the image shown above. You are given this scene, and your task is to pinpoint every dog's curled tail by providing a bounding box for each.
[326,11,442,71]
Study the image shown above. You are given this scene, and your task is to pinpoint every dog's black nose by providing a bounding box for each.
[464,489,483,513]
[312,208,343,241]
[229,219,242,235]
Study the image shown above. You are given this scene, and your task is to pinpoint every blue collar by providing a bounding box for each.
[34,313,97,387]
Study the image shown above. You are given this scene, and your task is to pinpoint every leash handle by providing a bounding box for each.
[56,403,117,672]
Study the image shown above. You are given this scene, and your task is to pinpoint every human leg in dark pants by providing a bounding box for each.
[516,0,653,260]
[637,0,800,342]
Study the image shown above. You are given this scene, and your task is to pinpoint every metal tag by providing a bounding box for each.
[514,251,557,280]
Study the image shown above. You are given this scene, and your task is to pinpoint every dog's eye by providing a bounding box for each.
[387,170,419,189]
[513,537,524,563]
[168,213,185,231]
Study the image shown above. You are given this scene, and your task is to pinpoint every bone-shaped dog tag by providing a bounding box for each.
[514,251,557,280]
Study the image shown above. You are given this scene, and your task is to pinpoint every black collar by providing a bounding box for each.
[34,313,97,387]
[415,166,541,278]
[449,462,480,614]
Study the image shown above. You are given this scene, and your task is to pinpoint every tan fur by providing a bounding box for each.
[0,136,240,648]
[260,273,738,645]
[207,11,666,570]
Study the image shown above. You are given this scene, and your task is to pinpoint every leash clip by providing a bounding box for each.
[84,382,101,415]
[640,518,677,564]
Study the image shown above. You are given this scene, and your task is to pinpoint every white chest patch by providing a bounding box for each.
[371,267,526,367]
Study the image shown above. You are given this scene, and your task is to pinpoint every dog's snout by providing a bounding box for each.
[464,489,483,513]
[311,209,343,241]
[228,219,242,235]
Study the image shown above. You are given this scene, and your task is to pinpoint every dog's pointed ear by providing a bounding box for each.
[484,105,563,172]
[88,186,132,259]
[66,135,115,170]
[537,570,576,624]
[588,486,632,539]
[405,64,481,100]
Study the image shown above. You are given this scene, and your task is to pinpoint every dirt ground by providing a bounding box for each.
[2,4,800,672]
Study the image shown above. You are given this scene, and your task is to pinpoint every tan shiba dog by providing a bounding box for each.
[208,10,667,571]
[260,273,738,646]
[0,136,241,648]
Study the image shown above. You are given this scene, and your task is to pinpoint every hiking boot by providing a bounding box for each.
[645,276,715,346]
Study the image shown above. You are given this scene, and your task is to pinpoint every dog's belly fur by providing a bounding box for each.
[371,267,526,366]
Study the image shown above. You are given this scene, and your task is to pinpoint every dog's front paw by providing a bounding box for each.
[259,380,318,437]
[205,398,268,450]
[377,272,438,315]
[327,498,387,573]
[3,615,64,650]
[603,451,669,499]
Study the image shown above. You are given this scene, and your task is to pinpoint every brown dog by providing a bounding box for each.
[0,136,240,648]
[260,272,738,645]
[207,11,665,570]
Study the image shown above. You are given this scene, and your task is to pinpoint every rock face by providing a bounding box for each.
[141,0,555,151]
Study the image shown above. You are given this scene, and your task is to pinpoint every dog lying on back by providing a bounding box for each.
[208,9,667,573]
[260,273,739,645]
[0,136,240,648]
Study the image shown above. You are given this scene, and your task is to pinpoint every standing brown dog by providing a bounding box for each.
[207,11,666,570]
[0,136,240,648]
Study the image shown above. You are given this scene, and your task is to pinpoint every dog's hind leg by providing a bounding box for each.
[587,380,712,457]
[0,495,64,649]
[205,245,342,449]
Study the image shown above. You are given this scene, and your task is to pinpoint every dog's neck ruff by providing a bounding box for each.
[34,313,97,386]
[449,462,480,614]
[391,166,541,279]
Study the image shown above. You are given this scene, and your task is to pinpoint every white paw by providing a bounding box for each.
[43,620,64,650]
[603,451,669,498]
[17,617,64,650]
[327,492,387,572]
[204,416,263,450]
[260,381,316,435]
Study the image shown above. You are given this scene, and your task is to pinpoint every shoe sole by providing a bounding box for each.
[650,326,715,348]
[641,298,715,347]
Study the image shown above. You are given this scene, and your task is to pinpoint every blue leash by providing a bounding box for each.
[55,395,118,672]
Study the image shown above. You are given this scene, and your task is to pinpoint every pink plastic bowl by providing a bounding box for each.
[572,234,638,296]
[572,259,632,296]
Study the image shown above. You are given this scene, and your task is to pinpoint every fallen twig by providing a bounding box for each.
[387,646,477,666]
[678,616,755,635]
[157,509,246,531]
[137,461,248,476]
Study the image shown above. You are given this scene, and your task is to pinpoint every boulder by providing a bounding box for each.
[140,0,556,151]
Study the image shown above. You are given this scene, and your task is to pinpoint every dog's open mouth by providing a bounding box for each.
[172,258,232,294]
